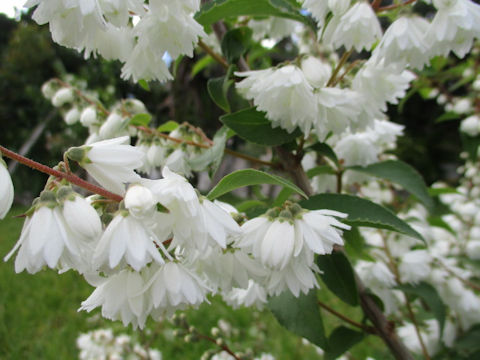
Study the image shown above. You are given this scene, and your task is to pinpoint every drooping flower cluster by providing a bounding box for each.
[25,0,206,82]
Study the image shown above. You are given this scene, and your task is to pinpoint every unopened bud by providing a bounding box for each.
[52,88,74,107]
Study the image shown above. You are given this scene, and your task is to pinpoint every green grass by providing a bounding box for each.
[0,207,389,359]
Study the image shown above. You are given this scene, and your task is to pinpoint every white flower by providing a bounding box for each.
[0,158,14,219]
[356,260,396,288]
[93,212,166,271]
[236,66,317,135]
[334,132,380,167]
[62,193,102,240]
[80,269,150,329]
[99,112,129,139]
[197,247,268,292]
[300,0,329,25]
[146,262,210,316]
[460,115,480,136]
[301,56,332,88]
[164,148,193,178]
[69,136,144,195]
[374,16,431,69]
[398,320,441,356]
[452,98,472,114]
[4,204,82,273]
[223,280,268,310]
[398,250,432,284]
[323,2,382,52]
[52,87,74,107]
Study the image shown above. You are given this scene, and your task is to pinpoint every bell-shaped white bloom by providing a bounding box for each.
[80,269,150,329]
[375,16,431,69]
[93,212,166,272]
[62,194,102,240]
[301,56,332,89]
[353,59,416,113]
[99,112,129,139]
[301,0,329,25]
[266,249,320,297]
[370,119,404,150]
[398,320,441,357]
[0,159,14,219]
[80,107,97,127]
[240,206,349,270]
[398,250,432,284]
[356,260,396,288]
[197,247,268,292]
[323,2,382,52]
[334,132,379,166]
[236,66,317,135]
[146,262,210,316]
[72,136,144,195]
[224,280,268,310]
[427,0,480,58]
[52,87,74,107]
[164,148,193,178]
[4,205,82,273]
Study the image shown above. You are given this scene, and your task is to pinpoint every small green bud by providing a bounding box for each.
[56,186,74,201]
[266,208,279,219]
[289,203,303,216]
[39,190,57,204]
[279,209,293,220]
[66,146,89,163]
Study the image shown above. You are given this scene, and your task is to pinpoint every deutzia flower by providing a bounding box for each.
[334,132,380,166]
[51,87,74,107]
[98,112,129,139]
[145,261,210,316]
[223,280,268,310]
[374,16,431,69]
[323,2,382,52]
[236,65,317,135]
[93,211,167,272]
[239,202,350,271]
[4,192,83,273]
[0,156,14,219]
[80,269,151,329]
[398,250,432,284]
[67,136,144,195]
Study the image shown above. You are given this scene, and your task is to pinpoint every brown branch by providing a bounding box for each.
[196,333,241,360]
[0,145,123,202]
[327,50,353,87]
[198,40,229,70]
[376,0,417,12]
[371,0,383,10]
[318,301,377,334]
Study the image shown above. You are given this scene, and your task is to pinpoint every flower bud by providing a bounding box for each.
[52,88,74,107]
[0,158,14,219]
[80,107,97,127]
[41,81,58,99]
[460,115,480,136]
[301,56,332,88]
[124,184,156,217]
[99,112,127,139]
[64,107,80,125]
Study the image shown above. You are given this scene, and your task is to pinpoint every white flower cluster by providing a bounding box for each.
[4,144,350,327]
[77,328,162,360]
[351,153,480,356]
[26,0,205,82]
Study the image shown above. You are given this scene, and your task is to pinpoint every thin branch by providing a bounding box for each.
[376,0,417,12]
[0,145,123,202]
[371,0,383,10]
[318,301,377,334]
[332,59,364,87]
[327,50,353,87]
[196,333,241,360]
[198,39,229,69]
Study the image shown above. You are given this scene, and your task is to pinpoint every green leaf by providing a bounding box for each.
[188,127,227,177]
[435,111,461,123]
[272,187,294,207]
[397,282,446,334]
[220,107,301,146]
[268,290,328,349]
[207,76,232,113]
[236,199,267,212]
[300,194,425,242]
[207,169,307,200]
[461,133,480,162]
[138,79,150,91]
[195,0,308,27]
[325,326,364,360]
[306,165,336,178]
[348,160,434,211]
[129,113,152,127]
[428,187,459,197]
[306,142,339,166]
[221,27,252,63]
[157,120,179,133]
[455,324,480,354]
[343,227,375,261]
[317,252,359,306]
